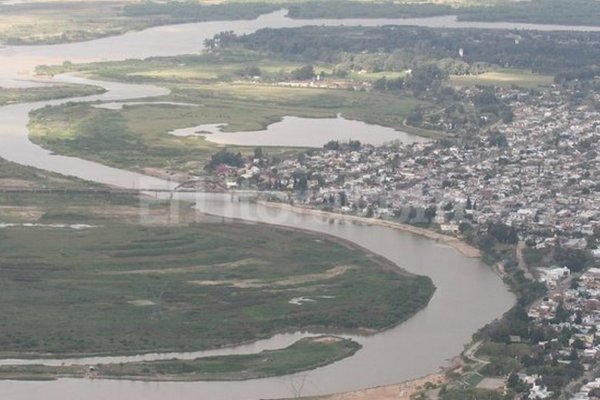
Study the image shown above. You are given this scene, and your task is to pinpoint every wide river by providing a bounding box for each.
[3,8,596,400]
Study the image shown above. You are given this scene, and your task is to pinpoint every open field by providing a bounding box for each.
[98,336,360,380]
[28,83,428,173]
[449,69,554,89]
[29,55,433,176]
[0,83,105,105]
[0,157,142,222]
[0,194,434,357]
[0,157,103,190]
[28,99,308,176]
[0,1,278,45]
[457,0,600,26]
[0,336,361,381]
[0,1,149,45]
[0,157,434,378]
[0,218,434,356]
[0,178,365,382]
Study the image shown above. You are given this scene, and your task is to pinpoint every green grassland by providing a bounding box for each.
[0,1,149,45]
[449,69,554,89]
[0,157,97,190]
[0,1,278,45]
[27,85,425,172]
[29,54,431,175]
[36,52,406,85]
[0,157,433,379]
[101,337,361,380]
[0,336,361,381]
[28,99,309,175]
[0,84,105,106]
[0,208,434,357]
[0,157,145,222]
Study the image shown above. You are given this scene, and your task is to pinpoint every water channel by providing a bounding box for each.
[2,8,597,399]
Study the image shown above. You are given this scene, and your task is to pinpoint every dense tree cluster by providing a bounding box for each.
[286,1,453,19]
[124,0,600,28]
[206,149,244,170]
[124,2,278,21]
[213,26,600,76]
[290,65,315,80]
[457,0,600,26]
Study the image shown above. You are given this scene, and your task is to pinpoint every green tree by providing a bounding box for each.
[424,205,437,224]
[507,372,520,389]
[291,65,315,80]
[349,140,361,151]
[206,149,244,170]
[488,131,508,147]
[554,247,591,272]
[339,191,348,207]
[324,140,340,150]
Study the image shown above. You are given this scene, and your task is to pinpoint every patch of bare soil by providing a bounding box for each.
[105,258,264,276]
[189,265,353,288]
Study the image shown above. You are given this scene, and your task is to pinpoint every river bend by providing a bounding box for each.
[0,10,543,399]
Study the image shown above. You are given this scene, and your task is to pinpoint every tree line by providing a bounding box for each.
[212,26,600,75]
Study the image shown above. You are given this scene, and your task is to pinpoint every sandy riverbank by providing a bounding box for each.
[261,201,480,258]
[313,373,447,400]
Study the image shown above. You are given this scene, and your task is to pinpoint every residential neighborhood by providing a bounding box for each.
[220,84,600,255]
[212,82,600,398]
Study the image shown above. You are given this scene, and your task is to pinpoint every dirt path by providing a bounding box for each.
[463,340,489,365]
[516,240,535,280]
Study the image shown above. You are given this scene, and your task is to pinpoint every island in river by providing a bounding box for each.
[0,157,434,381]
[0,8,521,399]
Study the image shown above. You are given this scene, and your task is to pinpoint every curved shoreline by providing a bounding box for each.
[314,372,447,400]
[0,214,434,371]
[0,13,515,395]
[4,10,600,50]
[260,201,480,258]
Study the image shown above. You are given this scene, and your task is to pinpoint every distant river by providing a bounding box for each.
[0,9,526,400]
[2,9,600,86]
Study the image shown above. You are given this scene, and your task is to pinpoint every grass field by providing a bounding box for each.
[28,99,308,176]
[29,56,430,175]
[0,203,434,357]
[0,84,105,106]
[0,2,148,45]
[0,1,277,45]
[0,157,104,190]
[101,336,361,380]
[0,336,361,381]
[449,69,554,89]
[0,157,141,222]
[0,156,433,379]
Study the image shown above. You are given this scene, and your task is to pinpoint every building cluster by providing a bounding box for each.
[525,268,600,399]
[227,86,600,252]
[215,84,600,397]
